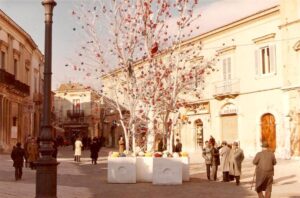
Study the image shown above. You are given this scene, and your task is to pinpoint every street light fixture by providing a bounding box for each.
[35,0,58,198]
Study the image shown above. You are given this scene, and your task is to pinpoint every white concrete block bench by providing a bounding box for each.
[152,158,183,185]
[107,157,136,183]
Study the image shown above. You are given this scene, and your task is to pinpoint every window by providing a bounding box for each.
[25,67,30,84]
[34,76,37,93]
[1,51,5,69]
[255,45,276,76]
[73,99,80,112]
[222,57,232,81]
[14,58,18,78]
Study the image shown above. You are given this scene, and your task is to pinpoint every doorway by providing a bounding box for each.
[221,115,238,143]
[194,119,204,149]
[261,113,276,152]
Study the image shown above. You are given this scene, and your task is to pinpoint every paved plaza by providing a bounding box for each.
[0,147,299,198]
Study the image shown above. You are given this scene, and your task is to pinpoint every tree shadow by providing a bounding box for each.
[274,175,296,184]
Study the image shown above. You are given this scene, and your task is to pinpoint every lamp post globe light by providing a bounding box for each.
[35,0,58,198]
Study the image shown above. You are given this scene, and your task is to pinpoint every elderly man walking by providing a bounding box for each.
[229,141,244,185]
[253,142,276,198]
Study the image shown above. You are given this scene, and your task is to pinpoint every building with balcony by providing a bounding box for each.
[53,83,101,141]
[102,0,300,158]
[0,10,44,152]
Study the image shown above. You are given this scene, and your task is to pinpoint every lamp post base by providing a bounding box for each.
[35,158,59,198]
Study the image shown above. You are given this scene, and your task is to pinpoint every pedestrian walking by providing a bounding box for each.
[26,138,39,169]
[24,135,31,168]
[253,141,276,198]
[211,143,220,181]
[11,143,26,181]
[52,140,58,158]
[202,141,212,180]
[174,138,182,153]
[118,136,125,153]
[219,141,231,182]
[228,141,244,185]
[90,138,100,164]
[74,138,83,162]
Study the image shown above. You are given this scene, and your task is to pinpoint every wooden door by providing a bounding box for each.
[261,114,276,152]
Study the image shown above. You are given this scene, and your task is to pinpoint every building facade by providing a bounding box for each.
[176,0,300,158]
[102,0,300,158]
[54,83,101,141]
[0,10,44,152]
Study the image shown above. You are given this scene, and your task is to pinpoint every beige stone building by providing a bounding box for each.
[102,0,300,158]
[54,83,101,141]
[0,10,44,152]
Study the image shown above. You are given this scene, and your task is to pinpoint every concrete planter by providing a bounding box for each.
[152,158,182,185]
[136,157,153,182]
[107,157,136,183]
[180,157,190,181]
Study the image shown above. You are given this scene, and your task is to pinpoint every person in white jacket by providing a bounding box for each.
[74,138,83,162]
[219,141,231,182]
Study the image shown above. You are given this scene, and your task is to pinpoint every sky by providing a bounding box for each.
[0,0,278,90]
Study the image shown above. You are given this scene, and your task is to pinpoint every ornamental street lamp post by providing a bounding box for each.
[35,1,58,198]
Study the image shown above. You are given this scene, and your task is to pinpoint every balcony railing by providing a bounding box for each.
[67,109,85,119]
[0,69,15,86]
[0,69,30,96]
[13,80,30,96]
[213,79,240,100]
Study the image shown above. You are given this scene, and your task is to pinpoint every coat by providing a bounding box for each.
[220,146,231,172]
[26,142,39,163]
[175,142,182,153]
[11,146,25,167]
[229,148,244,176]
[202,147,212,165]
[90,142,100,159]
[253,150,277,192]
[211,147,220,166]
[74,140,83,156]
[118,139,125,153]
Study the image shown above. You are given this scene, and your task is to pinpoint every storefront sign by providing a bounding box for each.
[220,103,238,115]
[185,102,210,115]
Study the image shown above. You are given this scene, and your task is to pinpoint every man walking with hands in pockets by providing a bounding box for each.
[253,141,276,198]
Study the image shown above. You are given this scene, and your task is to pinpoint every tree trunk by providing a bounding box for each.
[147,109,155,152]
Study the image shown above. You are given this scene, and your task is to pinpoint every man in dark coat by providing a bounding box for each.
[90,138,100,164]
[174,138,182,153]
[11,142,26,181]
[211,144,220,181]
[253,142,276,198]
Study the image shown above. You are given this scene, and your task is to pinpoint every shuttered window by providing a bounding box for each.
[222,57,232,80]
[255,45,276,76]
[0,51,5,69]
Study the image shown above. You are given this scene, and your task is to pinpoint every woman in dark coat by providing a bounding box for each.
[11,143,26,181]
[90,138,100,164]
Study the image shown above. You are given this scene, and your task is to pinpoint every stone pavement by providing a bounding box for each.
[0,146,299,198]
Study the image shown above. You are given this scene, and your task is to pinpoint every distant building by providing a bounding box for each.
[0,10,44,152]
[54,83,101,141]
